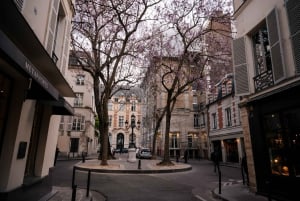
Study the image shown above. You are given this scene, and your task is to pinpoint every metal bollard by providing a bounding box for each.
[86,170,91,197]
[71,185,77,201]
[138,159,141,169]
[82,152,85,163]
[218,170,221,194]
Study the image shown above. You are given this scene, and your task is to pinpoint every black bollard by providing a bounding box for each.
[71,185,77,201]
[176,155,179,162]
[218,169,221,194]
[138,159,141,169]
[82,152,85,163]
[86,170,91,197]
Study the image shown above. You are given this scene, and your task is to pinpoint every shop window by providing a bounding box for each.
[264,110,300,177]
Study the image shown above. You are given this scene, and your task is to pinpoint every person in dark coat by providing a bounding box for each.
[184,149,188,163]
[212,150,220,172]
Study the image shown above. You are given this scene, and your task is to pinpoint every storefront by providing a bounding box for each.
[0,1,74,200]
[249,83,300,201]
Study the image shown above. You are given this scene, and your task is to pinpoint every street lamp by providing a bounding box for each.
[125,114,140,148]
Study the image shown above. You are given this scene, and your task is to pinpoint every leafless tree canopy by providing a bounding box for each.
[71,0,233,165]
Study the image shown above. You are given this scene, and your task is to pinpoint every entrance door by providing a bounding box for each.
[70,138,79,153]
[25,102,43,177]
[116,133,124,150]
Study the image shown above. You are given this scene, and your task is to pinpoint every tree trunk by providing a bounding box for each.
[158,96,173,166]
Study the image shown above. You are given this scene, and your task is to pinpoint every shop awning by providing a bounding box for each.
[0,0,74,97]
[43,97,74,116]
[0,30,59,100]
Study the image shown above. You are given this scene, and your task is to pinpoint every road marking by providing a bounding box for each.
[195,195,208,201]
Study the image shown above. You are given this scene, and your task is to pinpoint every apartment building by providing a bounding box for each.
[108,88,143,150]
[207,74,244,165]
[0,1,74,201]
[143,57,202,159]
[232,0,300,200]
[57,52,97,157]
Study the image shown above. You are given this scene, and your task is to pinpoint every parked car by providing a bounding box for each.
[137,148,152,159]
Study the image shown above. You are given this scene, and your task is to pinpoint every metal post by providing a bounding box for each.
[72,166,76,187]
[218,168,221,194]
[86,170,91,197]
[138,159,141,169]
[71,185,77,201]
[82,152,85,163]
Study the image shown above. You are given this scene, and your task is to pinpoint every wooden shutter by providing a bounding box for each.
[286,0,300,74]
[267,8,285,83]
[61,21,71,74]
[46,0,60,54]
[232,37,249,96]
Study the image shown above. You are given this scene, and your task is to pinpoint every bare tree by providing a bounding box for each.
[145,0,233,165]
[71,0,161,165]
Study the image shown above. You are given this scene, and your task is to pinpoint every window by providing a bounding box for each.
[119,116,124,127]
[59,116,64,131]
[72,115,85,131]
[212,113,217,129]
[225,107,232,127]
[76,74,85,85]
[131,101,136,111]
[170,133,178,148]
[188,134,193,148]
[200,112,206,127]
[194,114,200,128]
[252,22,272,75]
[74,93,83,107]
[108,102,113,111]
[119,103,125,111]
[108,115,112,127]
[114,98,118,102]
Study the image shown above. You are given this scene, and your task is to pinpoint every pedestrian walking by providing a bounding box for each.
[184,149,188,163]
[211,150,220,172]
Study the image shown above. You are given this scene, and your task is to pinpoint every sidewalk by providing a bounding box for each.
[44,154,269,201]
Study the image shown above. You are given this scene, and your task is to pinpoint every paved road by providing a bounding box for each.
[52,158,243,201]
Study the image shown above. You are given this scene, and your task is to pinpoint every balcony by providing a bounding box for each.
[253,70,274,92]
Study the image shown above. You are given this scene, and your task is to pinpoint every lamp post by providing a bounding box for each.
[125,114,140,162]
[129,114,136,148]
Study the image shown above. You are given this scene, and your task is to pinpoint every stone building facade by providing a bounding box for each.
[108,88,143,151]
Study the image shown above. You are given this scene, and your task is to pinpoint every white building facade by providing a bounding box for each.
[57,52,97,157]
[0,1,74,200]
[232,0,300,200]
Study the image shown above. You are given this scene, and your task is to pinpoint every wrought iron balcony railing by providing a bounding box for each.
[253,70,274,92]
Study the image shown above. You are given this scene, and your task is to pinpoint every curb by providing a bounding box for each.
[74,165,192,174]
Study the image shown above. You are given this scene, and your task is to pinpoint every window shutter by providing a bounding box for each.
[14,0,24,11]
[232,37,249,96]
[61,21,71,75]
[46,0,60,54]
[286,0,300,74]
[267,8,285,83]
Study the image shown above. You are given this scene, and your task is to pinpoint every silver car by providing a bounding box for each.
[137,148,152,159]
